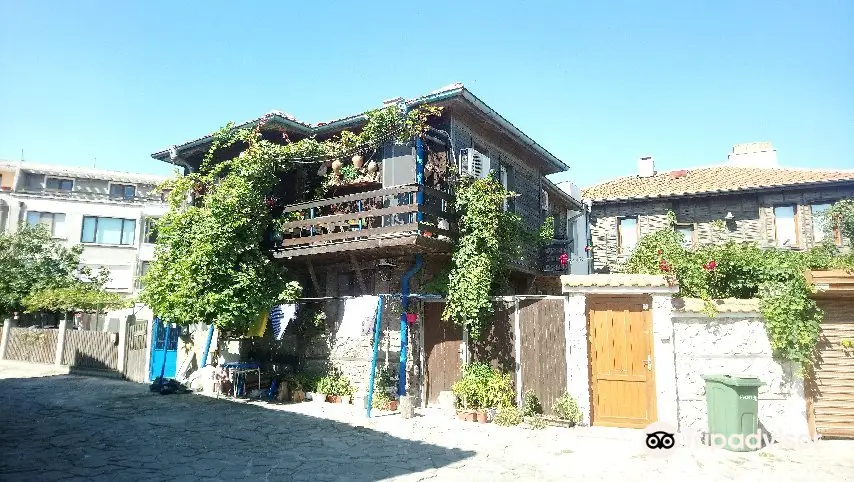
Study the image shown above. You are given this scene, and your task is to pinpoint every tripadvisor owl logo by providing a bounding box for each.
[643,421,681,458]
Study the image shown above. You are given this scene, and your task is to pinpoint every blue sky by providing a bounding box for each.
[1,1,852,188]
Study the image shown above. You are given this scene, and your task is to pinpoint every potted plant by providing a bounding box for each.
[316,374,338,403]
[338,376,354,405]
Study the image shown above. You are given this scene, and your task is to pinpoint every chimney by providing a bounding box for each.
[638,156,656,177]
[727,142,778,168]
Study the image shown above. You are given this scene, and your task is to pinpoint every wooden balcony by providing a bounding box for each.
[270,184,456,262]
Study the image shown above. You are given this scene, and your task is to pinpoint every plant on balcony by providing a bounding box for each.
[141,104,441,335]
[442,175,523,339]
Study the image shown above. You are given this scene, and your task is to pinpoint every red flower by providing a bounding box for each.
[703,260,717,271]
[658,259,672,273]
[559,253,569,266]
[584,245,591,252]
[657,249,663,255]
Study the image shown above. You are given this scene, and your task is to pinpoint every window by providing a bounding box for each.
[811,204,841,245]
[109,183,136,200]
[24,173,43,190]
[81,216,136,245]
[618,216,639,253]
[773,206,798,247]
[498,163,514,212]
[136,261,151,289]
[143,217,158,244]
[26,211,66,237]
[45,177,73,191]
[676,224,695,248]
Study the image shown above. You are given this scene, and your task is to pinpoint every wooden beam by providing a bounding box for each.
[283,184,419,212]
[306,260,322,296]
[350,254,368,295]
[279,204,418,230]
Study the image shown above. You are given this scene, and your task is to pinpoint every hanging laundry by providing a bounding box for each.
[269,304,296,340]
[247,311,267,338]
[338,295,379,338]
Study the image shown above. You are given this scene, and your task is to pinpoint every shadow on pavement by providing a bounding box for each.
[0,375,474,481]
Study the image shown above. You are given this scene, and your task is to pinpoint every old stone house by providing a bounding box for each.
[583,142,854,273]
[150,83,587,404]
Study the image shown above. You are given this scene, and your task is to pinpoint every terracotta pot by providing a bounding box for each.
[456,409,477,422]
[477,410,488,424]
[292,390,305,403]
[387,401,398,411]
[352,155,364,169]
[326,395,341,403]
[331,159,343,174]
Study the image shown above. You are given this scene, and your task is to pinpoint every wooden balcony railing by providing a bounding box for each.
[271,184,456,256]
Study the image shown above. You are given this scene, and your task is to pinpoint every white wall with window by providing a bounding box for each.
[618,216,639,254]
[773,206,798,247]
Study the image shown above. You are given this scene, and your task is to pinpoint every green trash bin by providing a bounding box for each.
[703,375,764,452]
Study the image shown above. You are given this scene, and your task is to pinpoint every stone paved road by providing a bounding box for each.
[1,361,853,481]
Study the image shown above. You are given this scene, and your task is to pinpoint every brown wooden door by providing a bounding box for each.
[809,299,854,438]
[519,298,567,414]
[587,296,656,428]
[424,302,463,404]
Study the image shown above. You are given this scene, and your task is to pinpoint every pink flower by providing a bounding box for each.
[559,253,569,266]
[703,260,717,271]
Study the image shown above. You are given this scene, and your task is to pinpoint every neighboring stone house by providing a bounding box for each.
[583,142,854,273]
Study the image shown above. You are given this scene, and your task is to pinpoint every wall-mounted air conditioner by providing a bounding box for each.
[458,148,490,178]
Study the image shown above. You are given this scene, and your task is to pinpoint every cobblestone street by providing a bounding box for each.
[1,362,853,481]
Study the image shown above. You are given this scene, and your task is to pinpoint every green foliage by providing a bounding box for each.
[422,266,451,296]
[452,362,515,410]
[316,367,353,396]
[493,407,524,426]
[371,390,393,409]
[841,339,854,349]
[141,105,440,334]
[526,414,547,430]
[443,176,523,338]
[539,216,555,244]
[819,199,854,249]
[0,225,83,317]
[522,390,543,417]
[553,393,582,425]
[23,283,127,314]
[621,228,854,366]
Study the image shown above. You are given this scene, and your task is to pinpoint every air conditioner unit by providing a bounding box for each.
[458,148,491,179]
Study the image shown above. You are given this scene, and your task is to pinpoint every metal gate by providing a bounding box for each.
[123,321,149,383]
[149,318,180,380]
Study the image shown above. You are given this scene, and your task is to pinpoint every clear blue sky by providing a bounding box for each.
[1,1,852,187]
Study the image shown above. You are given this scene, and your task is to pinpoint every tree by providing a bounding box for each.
[819,199,854,250]
[23,267,128,316]
[0,224,83,318]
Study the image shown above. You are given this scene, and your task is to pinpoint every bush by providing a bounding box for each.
[553,393,582,425]
[316,375,336,395]
[522,390,542,417]
[493,407,523,426]
[371,390,393,409]
[452,363,515,410]
[526,414,547,430]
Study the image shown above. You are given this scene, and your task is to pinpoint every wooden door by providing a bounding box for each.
[809,299,854,438]
[424,302,463,404]
[519,298,567,414]
[587,296,656,428]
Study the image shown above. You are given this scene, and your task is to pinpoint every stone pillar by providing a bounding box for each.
[117,316,129,373]
[0,317,13,360]
[54,316,68,366]
[652,294,678,427]
[513,298,522,406]
[563,293,590,426]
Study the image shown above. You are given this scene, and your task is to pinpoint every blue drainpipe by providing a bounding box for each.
[398,254,423,397]
[200,324,215,368]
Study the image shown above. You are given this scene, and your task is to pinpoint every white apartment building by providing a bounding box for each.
[0,161,170,295]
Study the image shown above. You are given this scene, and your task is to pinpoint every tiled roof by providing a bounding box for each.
[582,166,854,202]
[561,274,674,288]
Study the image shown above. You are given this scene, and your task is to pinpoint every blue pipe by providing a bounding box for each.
[398,254,424,396]
[415,138,425,224]
[200,324,215,368]
[366,296,384,417]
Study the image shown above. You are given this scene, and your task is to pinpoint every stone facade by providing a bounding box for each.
[563,293,590,426]
[589,184,854,272]
[672,304,808,438]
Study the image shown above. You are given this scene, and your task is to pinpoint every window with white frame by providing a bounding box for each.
[109,183,136,200]
[618,216,639,253]
[773,206,798,247]
[81,216,136,245]
[45,177,74,191]
[143,217,158,244]
[26,211,66,237]
[811,203,841,245]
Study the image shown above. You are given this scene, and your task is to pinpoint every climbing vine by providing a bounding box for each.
[141,105,441,335]
[621,228,854,367]
[442,175,523,339]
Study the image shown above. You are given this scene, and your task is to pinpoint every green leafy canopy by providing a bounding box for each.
[140,105,441,335]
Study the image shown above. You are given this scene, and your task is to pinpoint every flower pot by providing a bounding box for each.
[332,160,343,174]
[292,390,305,403]
[308,392,325,403]
[341,395,351,405]
[456,409,477,422]
[405,313,418,324]
[366,160,378,174]
[325,394,340,403]
[386,401,398,411]
[352,155,364,169]
[477,410,488,424]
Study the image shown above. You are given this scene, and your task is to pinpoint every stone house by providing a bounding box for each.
[150,83,587,402]
[583,142,854,273]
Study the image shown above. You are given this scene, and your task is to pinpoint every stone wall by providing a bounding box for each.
[672,299,808,438]
[589,184,854,272]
